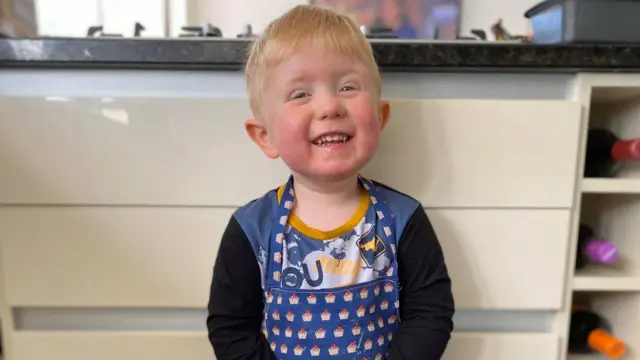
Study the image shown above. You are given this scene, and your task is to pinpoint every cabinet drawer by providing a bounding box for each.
[11,331,212,360]
[0,207,230,307]
[429,209,571,309]
[364,99,581,208]
[0,98,580,207]
[10,331,558,360]
[444,332,559,360]
[0,207,571,309]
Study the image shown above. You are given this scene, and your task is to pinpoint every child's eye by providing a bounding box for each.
[340,85,357,92]
[291,92,308,100]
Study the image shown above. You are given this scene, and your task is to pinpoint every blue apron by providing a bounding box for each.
[264,175,400,359]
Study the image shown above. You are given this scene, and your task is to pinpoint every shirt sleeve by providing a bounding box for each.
[388,206,455,360]
[206,215,276,360]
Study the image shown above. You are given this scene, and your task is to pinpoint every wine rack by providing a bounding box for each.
[564,76,640,360]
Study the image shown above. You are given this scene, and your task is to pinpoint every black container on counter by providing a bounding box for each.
[524,0,640,43]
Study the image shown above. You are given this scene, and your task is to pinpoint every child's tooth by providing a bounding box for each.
[315,134,349,144]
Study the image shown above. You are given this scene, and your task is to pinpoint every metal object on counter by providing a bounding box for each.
[86,22,146,38]
[471,29,487,40]
[134,22,145,37]
[359,25,398,39]
[86,26,123,37]
[237,24,257,38]
[180,24,223,37]
[86,26,102,37]
[457,29,487,41]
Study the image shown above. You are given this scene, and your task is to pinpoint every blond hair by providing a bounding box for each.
[244,4,382,121]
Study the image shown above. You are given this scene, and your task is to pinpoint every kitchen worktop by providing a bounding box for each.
[2,37,640,72]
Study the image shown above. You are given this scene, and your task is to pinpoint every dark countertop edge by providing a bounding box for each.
[0,61,635,73]
[2,38,640,72]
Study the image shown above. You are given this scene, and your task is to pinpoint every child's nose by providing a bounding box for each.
[316,94,346,120]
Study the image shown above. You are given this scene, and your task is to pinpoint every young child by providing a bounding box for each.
[206,5,454,359]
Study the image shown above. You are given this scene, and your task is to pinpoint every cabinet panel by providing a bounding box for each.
[10,331,559,360]
[0,207,230,307]
[430,209,571,309]
[0,98,580,207]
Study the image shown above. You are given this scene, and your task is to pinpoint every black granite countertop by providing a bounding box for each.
[2,37,640,72]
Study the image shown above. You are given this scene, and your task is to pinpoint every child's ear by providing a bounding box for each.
[245,118,280,159]
[379,100,390,130]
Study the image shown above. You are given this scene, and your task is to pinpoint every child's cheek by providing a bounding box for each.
[275,125,310,170]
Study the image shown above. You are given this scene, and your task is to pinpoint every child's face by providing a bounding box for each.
[249,44,389,183]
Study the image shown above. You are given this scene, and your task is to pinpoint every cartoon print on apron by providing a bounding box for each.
[264,175,401,359]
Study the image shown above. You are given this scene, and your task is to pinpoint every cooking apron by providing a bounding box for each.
[264,175,400,359]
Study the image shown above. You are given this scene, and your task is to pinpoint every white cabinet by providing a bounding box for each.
[6,71,640,360]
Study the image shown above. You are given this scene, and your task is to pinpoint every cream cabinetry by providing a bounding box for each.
[0,71,636,360]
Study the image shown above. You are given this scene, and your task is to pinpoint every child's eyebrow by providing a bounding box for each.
[286,74,309,84]
[286,69,363,85]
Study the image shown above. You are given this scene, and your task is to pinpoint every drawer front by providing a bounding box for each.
[443,333,559,360]
[10,331,558,360]
[0,207,230,307]
[0,98,580,207]
[1,207,571,310]
[429,209,571,310]
[11,332,212,360]
[364,99,581,208]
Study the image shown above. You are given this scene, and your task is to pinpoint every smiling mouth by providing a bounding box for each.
[312,133,352,147]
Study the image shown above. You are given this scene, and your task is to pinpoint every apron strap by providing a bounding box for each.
[266,176,295,289]
[358,176,397,246]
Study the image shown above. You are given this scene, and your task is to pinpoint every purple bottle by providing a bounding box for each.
[576,224,619,269]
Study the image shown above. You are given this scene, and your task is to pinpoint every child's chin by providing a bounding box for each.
[288,159,364,183]
[311,168,361,182]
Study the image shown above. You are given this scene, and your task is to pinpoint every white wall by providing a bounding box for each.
[101,0,166,37]
[35,0,167,37]
[35,0,101,37]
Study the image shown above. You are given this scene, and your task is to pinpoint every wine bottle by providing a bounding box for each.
[569,307,626,358]
[575,224,619,270]
[584,128,640,177]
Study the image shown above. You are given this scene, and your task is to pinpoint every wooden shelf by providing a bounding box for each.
[574,275,640,292]
[573,267,640,292]
[582,179,640,194]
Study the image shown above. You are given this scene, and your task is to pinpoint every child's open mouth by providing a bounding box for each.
[312,133,352,147]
